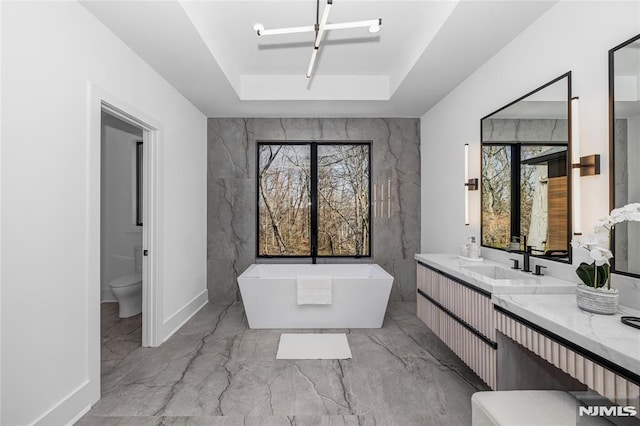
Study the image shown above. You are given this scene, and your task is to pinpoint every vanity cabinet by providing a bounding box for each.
[415,254,639,418]
[416,262,497,389]
[495,307,640,411]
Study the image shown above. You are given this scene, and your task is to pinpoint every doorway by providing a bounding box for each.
[88,87,163,406]
[97,101,161,349]
[100,112,144,371]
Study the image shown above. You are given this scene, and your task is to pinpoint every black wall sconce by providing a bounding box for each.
[465,178,479,191]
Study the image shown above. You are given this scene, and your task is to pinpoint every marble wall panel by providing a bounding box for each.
[207,118,421,302]
[208,178,254,260]
[614,119,629,268]
[208,119,252,180]
[482,118,568,142]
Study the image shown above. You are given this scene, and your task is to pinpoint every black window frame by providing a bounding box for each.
[256,140,373,263]
[136,140,143,227]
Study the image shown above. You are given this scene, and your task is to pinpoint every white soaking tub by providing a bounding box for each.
[237,264,394,329]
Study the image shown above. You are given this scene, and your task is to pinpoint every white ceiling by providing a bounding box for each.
[81,0,557,118]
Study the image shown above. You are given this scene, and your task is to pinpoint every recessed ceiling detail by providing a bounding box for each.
[80,0,558,117]
[252,0,382,78]
[180,0,458,102]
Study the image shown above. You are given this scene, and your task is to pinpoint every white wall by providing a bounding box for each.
[101,115,143,302]
[1,2,207,425]
[421,2,640,295]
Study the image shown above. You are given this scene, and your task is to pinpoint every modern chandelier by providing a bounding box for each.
[253,0,382,78]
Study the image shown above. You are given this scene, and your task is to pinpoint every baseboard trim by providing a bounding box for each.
[101,288,116,303]
[64,404,92,426]
[32,380,93,426]
[162,289,208,342]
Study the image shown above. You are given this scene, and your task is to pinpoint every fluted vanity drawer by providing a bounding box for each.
[496,308,640,412]
[417,295,496,389]
[417,262,497,389]
[417,262,495,342]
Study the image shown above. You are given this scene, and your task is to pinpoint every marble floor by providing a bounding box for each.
[101,303,142,378]
[79,302,488,425]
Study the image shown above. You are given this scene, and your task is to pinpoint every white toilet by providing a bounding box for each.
[110,246,143,318]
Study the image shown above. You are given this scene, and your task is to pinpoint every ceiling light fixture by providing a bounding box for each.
[253,0,382,78]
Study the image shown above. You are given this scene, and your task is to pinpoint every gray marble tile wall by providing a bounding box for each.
[207,118,420,303]
[614,119,629,268]
[482,118,568,142]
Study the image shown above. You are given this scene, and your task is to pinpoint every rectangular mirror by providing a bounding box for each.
[481,73,572,263]
[610,34,640,277]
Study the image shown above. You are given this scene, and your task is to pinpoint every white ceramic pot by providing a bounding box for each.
[576,284,619,315]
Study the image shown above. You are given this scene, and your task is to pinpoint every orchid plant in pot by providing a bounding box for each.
[571,203,640,314]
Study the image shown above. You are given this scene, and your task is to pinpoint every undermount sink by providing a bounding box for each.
[461,265,532,280]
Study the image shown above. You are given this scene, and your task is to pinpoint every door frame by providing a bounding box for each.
[87,84,163,398]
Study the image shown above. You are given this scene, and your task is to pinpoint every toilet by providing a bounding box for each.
[110,246,142,318]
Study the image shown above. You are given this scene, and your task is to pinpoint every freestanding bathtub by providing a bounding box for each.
[237,264,394,329]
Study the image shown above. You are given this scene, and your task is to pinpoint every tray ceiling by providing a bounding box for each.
[81,0,556,117]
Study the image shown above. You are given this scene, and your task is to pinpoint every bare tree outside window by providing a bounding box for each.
[257,142,371,258]
[258,144,311,256]
[482,145,511,247]
[482,144,557,250]
[318,145,370,256]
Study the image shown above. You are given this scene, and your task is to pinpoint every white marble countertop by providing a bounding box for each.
[414,253,577,294]
[493,293,640,377]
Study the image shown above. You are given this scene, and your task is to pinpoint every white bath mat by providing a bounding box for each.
[276,333,352,360]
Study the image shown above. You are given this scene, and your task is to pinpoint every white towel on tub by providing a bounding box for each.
[296,275,332,305]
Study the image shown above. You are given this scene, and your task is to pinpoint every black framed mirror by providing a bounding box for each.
[481,72,572,263]
[609,34,640,278]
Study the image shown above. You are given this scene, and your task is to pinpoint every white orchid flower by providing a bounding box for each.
[593,231,610,245]
[571,234,605,250]
[621,204,640,221]
[589,246,613,266]
[610,208,628,224]
[627,211,640,221]
[571,203,640,269]
[593,217,613,229]
[610,203,640,223]
[593,225,610,236]
[620,202,640,211]
[571,235,589,248]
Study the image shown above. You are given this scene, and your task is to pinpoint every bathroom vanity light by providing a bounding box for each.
[571,97,601,178]
[571,97,601,235]
[464,143,478,226]
[571,97,582,235]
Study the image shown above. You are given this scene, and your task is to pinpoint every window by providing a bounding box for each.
[257,142,371,259]
[136,141,143,226]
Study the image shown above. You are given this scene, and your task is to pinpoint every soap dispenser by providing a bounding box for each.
[509,236,520,251]
[460,241,469,258]
[468,236,480,259]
